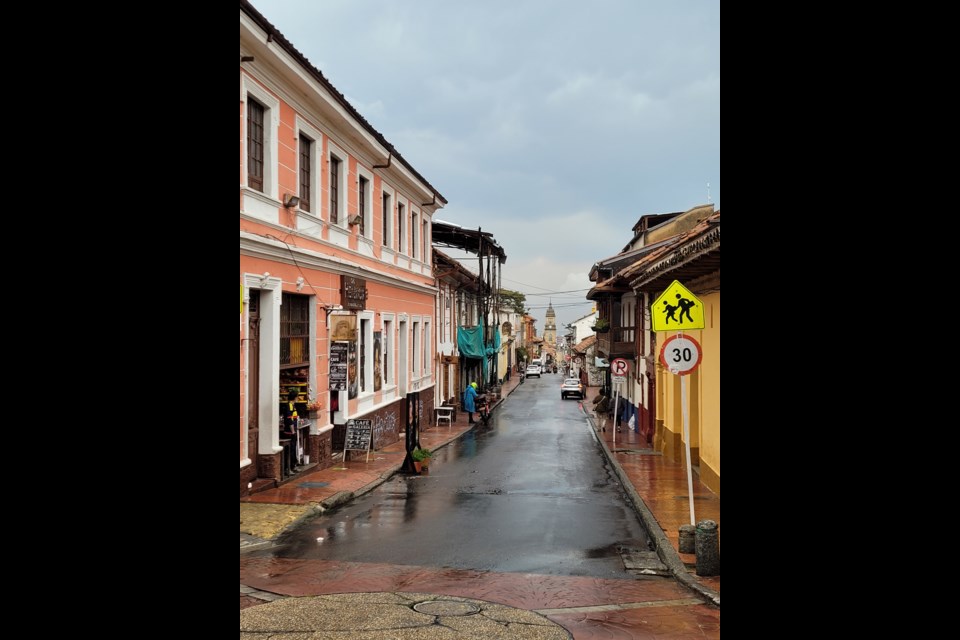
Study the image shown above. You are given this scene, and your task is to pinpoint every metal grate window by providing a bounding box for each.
[281,294,309,366]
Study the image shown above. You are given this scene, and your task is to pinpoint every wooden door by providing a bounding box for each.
[248,294,260,433]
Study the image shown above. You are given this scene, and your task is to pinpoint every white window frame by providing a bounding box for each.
[398,316,409,395]
[295,116,324,219]
[397,200,407,256]
[423,319,431,381]
[327,140,348,228]
[383,314,395,387]
[357,165,373,240]
[359,312,374,396]
[412,318,421,377]
[410,207,420,260]
[241,77,280,201]
[423,218,431,266]
[381,184,395,250]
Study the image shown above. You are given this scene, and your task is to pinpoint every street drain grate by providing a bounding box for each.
[413,601,481,616]
[619,548,671,576]
[297,481,330,488]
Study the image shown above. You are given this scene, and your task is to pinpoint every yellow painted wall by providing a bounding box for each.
[698,292,720,492]
[654,290,719,494]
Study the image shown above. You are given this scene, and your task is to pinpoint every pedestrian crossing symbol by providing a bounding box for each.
[652,280,705,331]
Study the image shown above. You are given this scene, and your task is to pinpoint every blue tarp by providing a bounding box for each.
[457,326,501,383]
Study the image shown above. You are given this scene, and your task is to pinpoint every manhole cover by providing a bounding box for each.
[413,601,480,616]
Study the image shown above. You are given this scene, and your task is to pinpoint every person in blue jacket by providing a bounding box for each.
[463,381,479,424]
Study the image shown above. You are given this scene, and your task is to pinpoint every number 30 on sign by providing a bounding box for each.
[659,334,703,376]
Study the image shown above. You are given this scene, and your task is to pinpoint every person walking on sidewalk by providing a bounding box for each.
[593,393,612,432]
[464,381,479,424]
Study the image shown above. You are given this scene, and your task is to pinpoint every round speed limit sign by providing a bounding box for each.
[659,334,702,376]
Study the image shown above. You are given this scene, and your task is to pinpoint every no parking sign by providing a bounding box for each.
[611,358,629,384]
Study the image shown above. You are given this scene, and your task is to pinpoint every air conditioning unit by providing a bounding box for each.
[348,214,363,225]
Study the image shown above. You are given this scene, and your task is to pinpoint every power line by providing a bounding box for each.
[502,276,592,295]
[521,290,592,297]
[526,301,592,310]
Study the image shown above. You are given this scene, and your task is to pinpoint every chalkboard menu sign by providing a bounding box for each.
[343,419,372,461]
[330,342,348,391]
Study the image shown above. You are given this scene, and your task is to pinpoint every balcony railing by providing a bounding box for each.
[596,324,636,358]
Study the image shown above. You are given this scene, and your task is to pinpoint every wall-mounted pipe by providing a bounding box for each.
[374,153,392,169]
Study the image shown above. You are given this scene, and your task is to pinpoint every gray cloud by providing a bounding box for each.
[250,0,719,330]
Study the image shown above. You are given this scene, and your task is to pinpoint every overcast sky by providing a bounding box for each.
[249,0,720,333]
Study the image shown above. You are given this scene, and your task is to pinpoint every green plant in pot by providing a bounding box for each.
[412,447,433,469]
[592,318,610,332]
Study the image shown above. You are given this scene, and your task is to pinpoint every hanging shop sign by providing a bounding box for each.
[340,275,368,311]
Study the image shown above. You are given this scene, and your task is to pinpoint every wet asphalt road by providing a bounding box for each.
[259,373,651,578]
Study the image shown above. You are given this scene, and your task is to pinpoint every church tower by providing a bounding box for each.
[544,301,557,346]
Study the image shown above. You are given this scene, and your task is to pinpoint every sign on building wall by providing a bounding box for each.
[374,331,382,392]
[330,342,349,391]
[330,315,357,341]
[651,280,705,331]
[340,275,368,310]
[348,340,358,399]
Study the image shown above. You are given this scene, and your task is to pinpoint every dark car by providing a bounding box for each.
[560,378,584,399]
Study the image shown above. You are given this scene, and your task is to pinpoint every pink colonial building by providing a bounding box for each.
[240,1,446,496]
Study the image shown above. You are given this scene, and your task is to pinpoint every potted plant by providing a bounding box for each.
[412,447,433,471]
[592,318,610,333]
[306,399,323,419]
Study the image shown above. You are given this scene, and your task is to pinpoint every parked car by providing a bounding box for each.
[560,378,584,400]
[525,364,541,378]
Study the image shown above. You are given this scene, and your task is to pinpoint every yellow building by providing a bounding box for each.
[628,212,720,493]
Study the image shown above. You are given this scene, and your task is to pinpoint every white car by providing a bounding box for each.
[560,378,584,399]
[525,364,541,378]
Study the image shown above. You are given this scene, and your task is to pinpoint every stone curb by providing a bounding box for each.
[586,413,720,607]
[239,533,272,554]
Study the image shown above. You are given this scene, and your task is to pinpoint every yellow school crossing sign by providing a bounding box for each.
[652,280,705,331]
